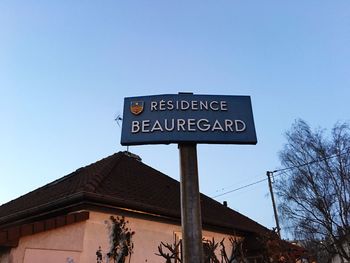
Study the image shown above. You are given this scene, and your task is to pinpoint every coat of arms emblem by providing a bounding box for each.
[130,101,144,115]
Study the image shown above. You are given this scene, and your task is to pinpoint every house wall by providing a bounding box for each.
[3,211,240,263]
[2,219,86,263]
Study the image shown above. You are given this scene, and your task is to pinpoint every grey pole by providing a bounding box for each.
[267,171,281,237]
[179,143,203,263]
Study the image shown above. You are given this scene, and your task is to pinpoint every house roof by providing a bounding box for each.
[0,151,269,235]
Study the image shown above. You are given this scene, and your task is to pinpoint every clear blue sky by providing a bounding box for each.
[1,1,349,236]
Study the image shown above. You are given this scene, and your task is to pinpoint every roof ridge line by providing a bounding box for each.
[0,170,78,209]
[83,152,126,192]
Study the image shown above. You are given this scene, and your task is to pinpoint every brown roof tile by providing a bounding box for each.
[0,151,269,235]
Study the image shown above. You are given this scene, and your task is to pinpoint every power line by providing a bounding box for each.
[212,148,350,199]
[212,178,267,198]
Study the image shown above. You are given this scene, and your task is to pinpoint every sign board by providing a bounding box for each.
[121,94,257,145]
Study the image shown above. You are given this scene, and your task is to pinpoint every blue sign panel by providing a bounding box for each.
[121,94,257,145]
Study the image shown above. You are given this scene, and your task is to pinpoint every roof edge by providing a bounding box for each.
[0,192,85,227]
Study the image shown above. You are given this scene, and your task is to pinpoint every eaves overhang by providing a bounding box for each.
[0,191,265,238]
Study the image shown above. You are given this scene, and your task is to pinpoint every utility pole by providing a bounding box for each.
[267,171,281,238]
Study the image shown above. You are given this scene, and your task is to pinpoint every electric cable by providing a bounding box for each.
[212,178,267,198]
[212,147,350,199]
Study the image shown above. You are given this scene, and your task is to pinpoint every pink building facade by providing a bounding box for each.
[2,211,240,263]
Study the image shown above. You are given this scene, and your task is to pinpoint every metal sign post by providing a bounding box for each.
[120,93,257,263]
[179,143,203,262]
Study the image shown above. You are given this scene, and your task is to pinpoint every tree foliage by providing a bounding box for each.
[276,119,350,262]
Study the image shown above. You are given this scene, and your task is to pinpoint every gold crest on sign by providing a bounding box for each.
[130,101,144,115]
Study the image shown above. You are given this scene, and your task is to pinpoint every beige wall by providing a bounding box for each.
[3,218,86,263]
[84,211,236,263]
[3,211,239,263]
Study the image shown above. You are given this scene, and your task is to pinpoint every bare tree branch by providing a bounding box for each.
[276,119,350,262]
